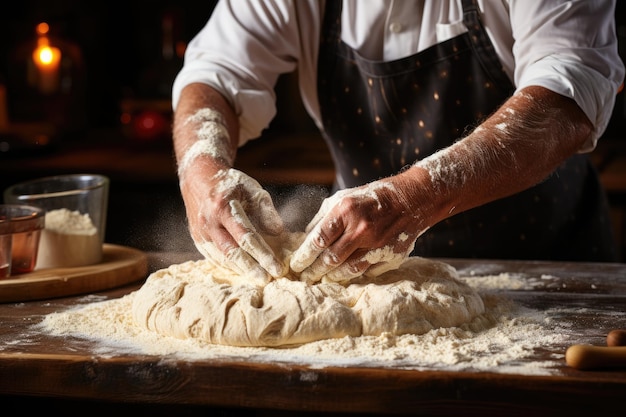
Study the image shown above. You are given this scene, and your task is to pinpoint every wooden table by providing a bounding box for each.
[1,253,625,416]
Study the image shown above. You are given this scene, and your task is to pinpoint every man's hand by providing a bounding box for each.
[173,84,288,285]
[184,167,288,285]
[289,177,428,284]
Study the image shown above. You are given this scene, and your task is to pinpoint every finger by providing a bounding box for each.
[297,249,342,283]
[299,228,369,282]
[193,239,269,286]
[364,260,403,278]
[232,169,284,235]
[289,220,333,273]
[224,246,272,286]
[191,219,238,262]
[194,239,221,263]
[307,245,376,283]
[291,208,348,272]
[304,192,338,232]
[238,231,287,278]
[360,247,410,277]
[229,200,287,278]
[323,259,370,283]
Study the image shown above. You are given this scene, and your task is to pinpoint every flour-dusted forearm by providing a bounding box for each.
[407,85,593,231]
[290,85,595,281]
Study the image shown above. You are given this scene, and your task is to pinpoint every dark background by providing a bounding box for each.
[0,0,218,129]
[1,1,625,258]
[0,0,623,136]
[0,0,320,254]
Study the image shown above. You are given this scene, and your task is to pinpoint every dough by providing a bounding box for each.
[131,239,485,347]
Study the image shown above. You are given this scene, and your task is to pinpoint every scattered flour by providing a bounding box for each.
[38,269,570,376]
[460,272,536,291]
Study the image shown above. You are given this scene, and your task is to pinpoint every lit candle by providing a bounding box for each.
[32,22,61,94]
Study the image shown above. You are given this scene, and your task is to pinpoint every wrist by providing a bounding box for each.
[176,108,235,177]
[399,163,457,227]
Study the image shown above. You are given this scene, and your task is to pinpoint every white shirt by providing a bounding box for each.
[173,0,625,152]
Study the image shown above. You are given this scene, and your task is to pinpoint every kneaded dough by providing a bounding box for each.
[131,253,485,347]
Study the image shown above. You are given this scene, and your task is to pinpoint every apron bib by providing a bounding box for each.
[316,0,616,261]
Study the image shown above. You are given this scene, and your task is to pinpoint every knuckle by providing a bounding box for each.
[322,250,341,267]
[348,259,370,275]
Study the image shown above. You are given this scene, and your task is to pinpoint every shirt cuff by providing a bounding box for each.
[172,67,277,147]
[516,56,619,153]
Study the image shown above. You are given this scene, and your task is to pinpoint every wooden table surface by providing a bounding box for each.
[1,253,625,417]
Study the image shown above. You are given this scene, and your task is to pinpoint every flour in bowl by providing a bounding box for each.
[36,208,101,269]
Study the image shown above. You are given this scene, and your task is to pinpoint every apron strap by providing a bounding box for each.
[462,0,514,91]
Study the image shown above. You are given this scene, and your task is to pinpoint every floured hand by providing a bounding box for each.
[290,177,429,284]
[183,167,288,285]
[173,96,290,285]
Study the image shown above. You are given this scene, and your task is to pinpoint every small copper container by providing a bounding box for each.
[0,204,45,278]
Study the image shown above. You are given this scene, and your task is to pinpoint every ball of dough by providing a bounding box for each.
[131,256,484,347]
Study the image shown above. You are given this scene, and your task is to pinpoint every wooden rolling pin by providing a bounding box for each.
[566,330,626,370]
[566,345,626,370]
[607,329,626,347]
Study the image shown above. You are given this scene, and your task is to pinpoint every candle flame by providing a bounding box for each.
[33,43,61,67]
[31,22,62,94]
[37,46,55,65]
[32,23,61,68]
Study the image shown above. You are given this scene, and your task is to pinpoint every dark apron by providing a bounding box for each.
[316,0,617,262]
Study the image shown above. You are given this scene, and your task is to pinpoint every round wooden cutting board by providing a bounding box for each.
[0,244,148,303]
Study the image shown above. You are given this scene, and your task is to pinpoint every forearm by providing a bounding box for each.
[403,85,593,228]
[172,83,238,248]
[172,82,240,179]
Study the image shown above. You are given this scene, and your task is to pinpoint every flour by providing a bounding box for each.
[177,138,227,175]
[419,146,467,192]
[38,272,570,375]
[36,208,101,269]
[361,245,401,274]
[416,91,531,191]
[177,108,233,176]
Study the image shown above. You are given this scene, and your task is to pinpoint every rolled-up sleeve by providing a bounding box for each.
[510,0,625,152]
[172,0,313,146]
